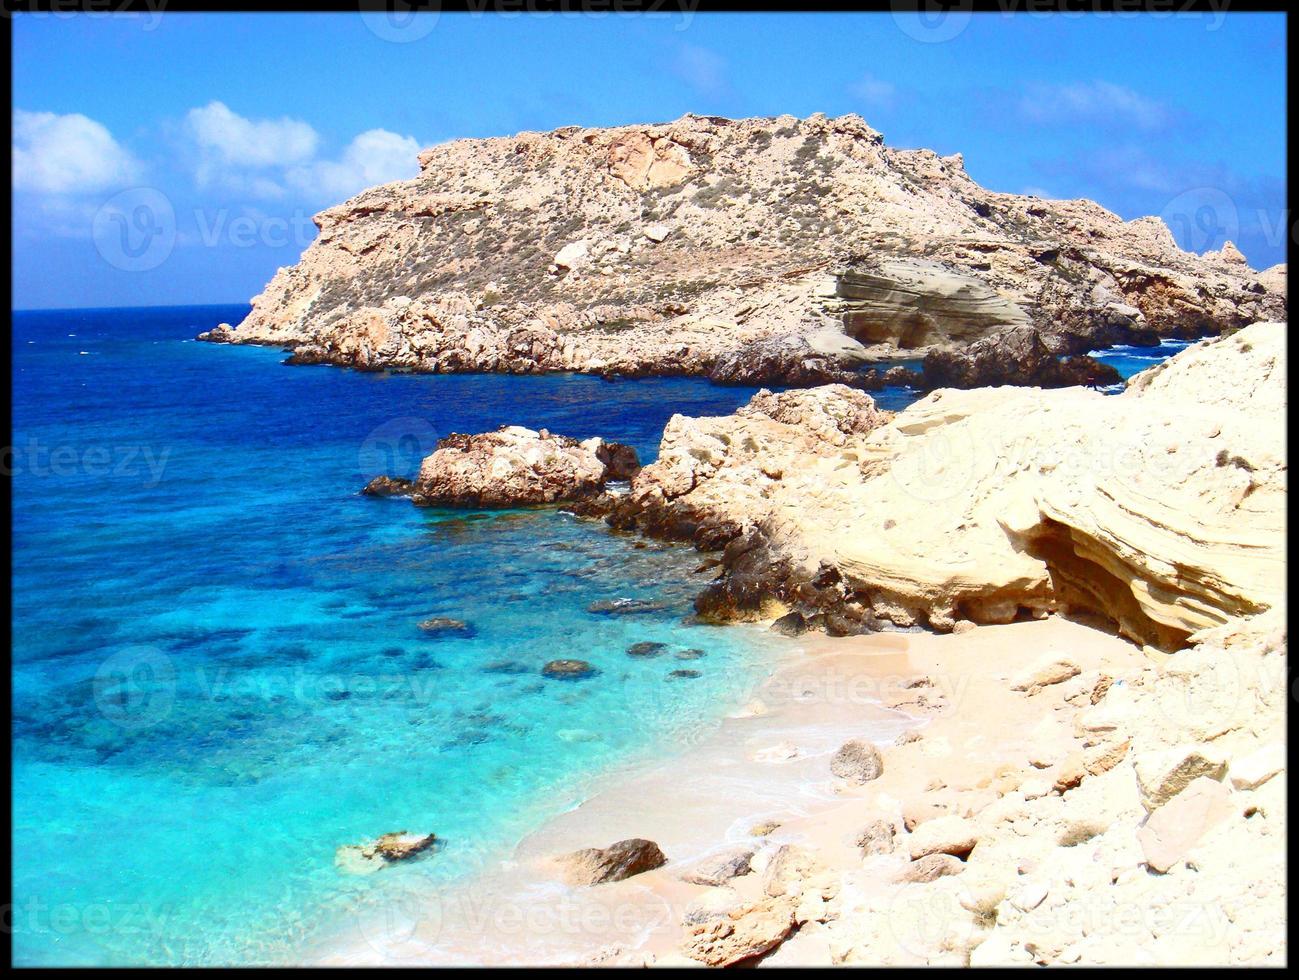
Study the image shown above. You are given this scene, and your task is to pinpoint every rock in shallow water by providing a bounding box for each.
[417,616,473,636]
[541,659,597,680]
[588,597,669,616]
[336,831,437,875]
[627,641,669,658]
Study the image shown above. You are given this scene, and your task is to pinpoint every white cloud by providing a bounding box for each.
[183,102,418,201]
[186,100,319,170]
[849,73,897,109]
[1019,81,1170,131]
[12,109,142,194]
[287,129,422,200]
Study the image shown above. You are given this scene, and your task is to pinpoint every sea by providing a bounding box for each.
[8,304,1181,964]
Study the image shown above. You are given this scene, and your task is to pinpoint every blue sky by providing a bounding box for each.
[11,10,1287,309]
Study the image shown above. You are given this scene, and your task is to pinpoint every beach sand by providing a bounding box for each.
[318,614,1144,965]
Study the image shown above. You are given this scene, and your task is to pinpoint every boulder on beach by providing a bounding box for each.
[830,739,884,784]
[556,837,667,886]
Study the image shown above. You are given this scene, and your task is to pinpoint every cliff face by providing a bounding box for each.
[202,112,1284,385]
[589,322,1286,652]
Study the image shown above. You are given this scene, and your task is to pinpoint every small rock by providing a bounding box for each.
[829,739,884,784]
[627,641,669,658]
[855,819,896,857]
[1229,741,1285,790]
[893,853,964,883]
[557,838,667,886]
[667,668,702,680]
[1010,881,1048,912]
[682,846,756,887]
[675,648,707,660]
[907,815,980,860]
[362,475,414,497]
[683,895,798,966]
[952,619,977,634]
[1012,657,1081,692]
[749,819,782,837]
[336,831,436,874]
[417,616,473,635]
[1135,744,1228,810]
[682,886,743,926]
[542,659,597,680]
[769,611,807,636]
[1137,776,1233,873]
[644,223,672,243]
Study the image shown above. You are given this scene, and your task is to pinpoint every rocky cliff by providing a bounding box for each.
[200,112,1284,387]
[583,321,1286,652]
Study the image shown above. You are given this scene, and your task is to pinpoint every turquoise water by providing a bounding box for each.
[10,305,808,966]
[9,306,1175,965]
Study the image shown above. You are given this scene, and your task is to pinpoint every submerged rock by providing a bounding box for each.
[627,641,669,658]
[667,668,702,680]
[336,831,437,875]
[587,597,669,616]
[417,617,473,636]
[541,659,597,680]
[556,837,667,886]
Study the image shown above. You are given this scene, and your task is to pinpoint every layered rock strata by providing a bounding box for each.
[579,322,1286,651]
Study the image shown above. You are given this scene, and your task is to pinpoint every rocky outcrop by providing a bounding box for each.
[556,838,668,886]
[582,323,1285,651]
[919,325,1122,390]
[198,113,1284,385]
[378,426,639,508]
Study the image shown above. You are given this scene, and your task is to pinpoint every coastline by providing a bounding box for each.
[314,614,1149,966]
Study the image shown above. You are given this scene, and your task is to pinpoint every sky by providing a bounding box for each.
[10,10,1288,310]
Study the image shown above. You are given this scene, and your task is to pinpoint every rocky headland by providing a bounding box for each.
[198,112,1284,390]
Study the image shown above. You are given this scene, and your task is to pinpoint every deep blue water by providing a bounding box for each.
[9,305,1174,965]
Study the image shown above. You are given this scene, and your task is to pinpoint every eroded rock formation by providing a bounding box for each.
[580,322,1286,651]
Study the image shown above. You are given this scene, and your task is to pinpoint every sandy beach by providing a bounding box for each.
[319,614,1148,965]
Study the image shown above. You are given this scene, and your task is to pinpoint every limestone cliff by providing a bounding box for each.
[200,113,1284,387]
[586,322,1286,651]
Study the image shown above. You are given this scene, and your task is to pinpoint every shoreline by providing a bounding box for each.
[314,614,1149,966]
